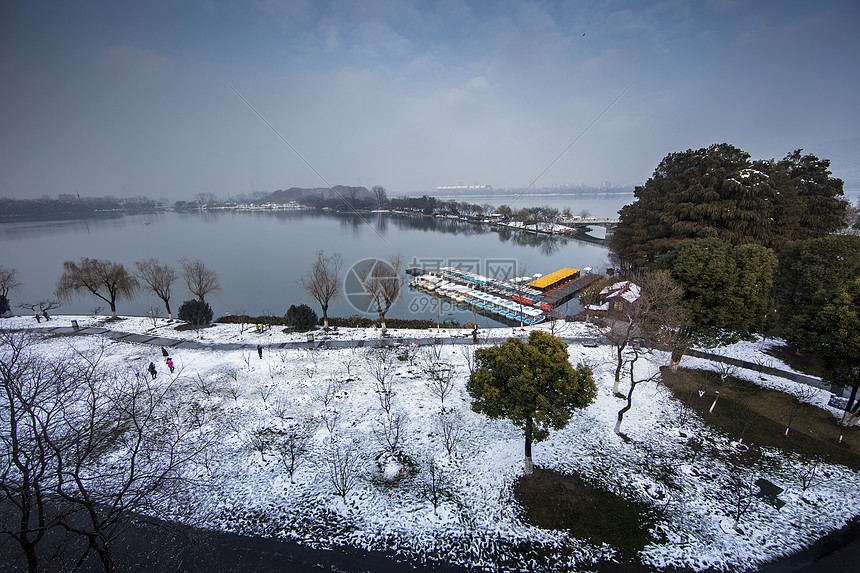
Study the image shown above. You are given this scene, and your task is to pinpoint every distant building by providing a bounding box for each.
[436,185,493,191]
[586,281,641,313]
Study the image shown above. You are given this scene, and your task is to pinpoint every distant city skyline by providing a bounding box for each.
[2,1,859,201]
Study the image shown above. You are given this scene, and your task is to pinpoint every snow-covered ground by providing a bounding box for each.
[4,314,859,572]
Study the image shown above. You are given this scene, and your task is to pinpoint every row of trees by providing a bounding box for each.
[0,195,159,221]
[49,258,220,320]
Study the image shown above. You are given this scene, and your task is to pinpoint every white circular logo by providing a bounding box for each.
[343,257,398,315]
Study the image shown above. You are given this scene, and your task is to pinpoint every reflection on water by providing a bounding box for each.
[0,203,627,324]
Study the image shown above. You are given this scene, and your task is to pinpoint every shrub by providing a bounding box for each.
[178,299,213,326]
[216,314,289,326]
[285,304,318,331]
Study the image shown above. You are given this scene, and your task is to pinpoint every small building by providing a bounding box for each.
[594,281,641,313]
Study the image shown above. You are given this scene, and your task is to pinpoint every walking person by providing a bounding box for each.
[166,357,174,373]
[257,344,263,359]
[148,362,157,379]
[161,346,169,357]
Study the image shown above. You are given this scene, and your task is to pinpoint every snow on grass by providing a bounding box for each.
[4,315,860,571]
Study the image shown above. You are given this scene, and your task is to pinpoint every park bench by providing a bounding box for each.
[755,478,786,510]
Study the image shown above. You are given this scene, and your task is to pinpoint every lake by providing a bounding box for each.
[0,193,632,325]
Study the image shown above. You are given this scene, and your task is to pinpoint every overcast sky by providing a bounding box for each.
[2,0,858,201]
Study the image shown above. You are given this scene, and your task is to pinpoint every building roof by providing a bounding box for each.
[600,281,641,303]
[527,268,580,290]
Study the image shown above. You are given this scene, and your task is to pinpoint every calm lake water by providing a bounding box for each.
[0,194,632,325]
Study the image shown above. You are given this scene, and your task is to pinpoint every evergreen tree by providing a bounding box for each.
[657,238,776,365]
[775,235,860,343]
[467,331,596,474]
[285,303,318,331]
[611,144,847,269]
[177,299,213,327]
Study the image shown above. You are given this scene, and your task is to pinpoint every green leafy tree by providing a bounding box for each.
[55,258,138,319]
[657,238,776,368]
[611,144,847,269]
[807,278,860,425]
[774,235,860,340]
[467,331,596,474]
[775,236,860,423]
[177,299,213,327]
[285,303,318,331]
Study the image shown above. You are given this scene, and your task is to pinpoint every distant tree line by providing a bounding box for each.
[0,195,159,221]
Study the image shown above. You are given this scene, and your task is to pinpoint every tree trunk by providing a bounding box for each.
[109,301,117,319]
[322,304,329,329]
[379,311,387,333]
[670,346,685,372]
[613,341,626,395]
[163,299,172,320]
[524,434,533,475]
[840,386,859,427]
[92,534,118,573]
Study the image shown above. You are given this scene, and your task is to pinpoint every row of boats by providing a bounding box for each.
[409,271,546,325]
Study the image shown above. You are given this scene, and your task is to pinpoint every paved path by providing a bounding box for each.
[27,324,829,392]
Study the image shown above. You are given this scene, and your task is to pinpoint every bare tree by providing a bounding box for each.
[364,347,397,414]
[372,185,388,209]
[783,385,819,438]
[55,258,139,319]
[726,470,757,529]
[362,255,404,332]
[48,362,210,573]
[180,258,220,303]
[0,332,72,573]
[373,411,406,455]
[713,362,737,384]
[2,335,209,573]
[420,458,449,513]
[438,411,465,459]
[614,345,661,436]
[0,265,22,299]
[425,362,455,412]
[301,251,343,329]
[595,270,687,395]
[458,345,476,375]
[135,258,178,319]
[325,438,362,502]
[273,420,315,484]
[19,299,62,316]
[794,454,831,498]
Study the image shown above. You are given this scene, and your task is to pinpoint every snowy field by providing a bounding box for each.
[4,314,860,572]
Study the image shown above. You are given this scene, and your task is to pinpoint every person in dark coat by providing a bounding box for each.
[148,362,157,379]
[161,346,169,357]
[257,344,263,359]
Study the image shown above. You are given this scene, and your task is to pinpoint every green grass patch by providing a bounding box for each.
[512,467,660,562]
[662,368,860,470]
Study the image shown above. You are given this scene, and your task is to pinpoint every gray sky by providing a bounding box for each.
[2,0,859,201]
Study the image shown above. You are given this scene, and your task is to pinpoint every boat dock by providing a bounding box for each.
[407,265,598,324]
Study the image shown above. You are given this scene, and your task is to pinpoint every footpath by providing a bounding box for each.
[30,324,828,392]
